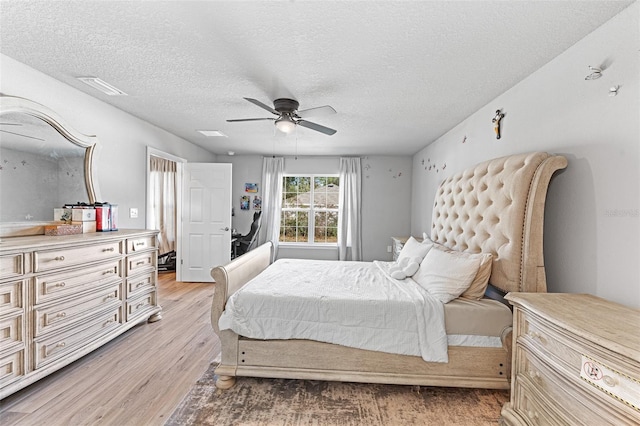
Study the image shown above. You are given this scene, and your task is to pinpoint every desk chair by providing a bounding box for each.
[235,211,262,257]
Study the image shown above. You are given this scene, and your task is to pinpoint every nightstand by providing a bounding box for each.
[501,293,640,425]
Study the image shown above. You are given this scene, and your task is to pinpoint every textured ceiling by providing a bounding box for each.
[0,1,633,156]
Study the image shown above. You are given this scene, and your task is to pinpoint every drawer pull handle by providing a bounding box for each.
[528,331,542,340]
[103,247,115,252]
[54,256,65,261]
[136,261,145,266]
[104,294,116,301]
[602,375,618,387]
[56,342,66,348]
[135,242,145,246]
[56,312,67,318]
[136,302,145,309]
[104,319,115,326]
[103,270,114,275]
[56,282,66,288]
[529,370,541,381]
[136,282,145,288]
[527,410,539,422]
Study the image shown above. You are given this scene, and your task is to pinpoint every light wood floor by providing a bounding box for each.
[0,272,219,426]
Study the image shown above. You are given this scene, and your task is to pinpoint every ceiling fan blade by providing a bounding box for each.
[297,105,336,118]
[297,120,337,136]
[243,97,278,115]
[226,117,276,122]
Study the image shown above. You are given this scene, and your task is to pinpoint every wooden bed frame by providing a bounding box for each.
[211,152,567,390]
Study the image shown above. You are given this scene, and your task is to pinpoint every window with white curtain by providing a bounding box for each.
[149,155,177,255]
[280,175,340,244]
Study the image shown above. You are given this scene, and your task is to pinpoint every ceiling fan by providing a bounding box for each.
[227,97,337,135]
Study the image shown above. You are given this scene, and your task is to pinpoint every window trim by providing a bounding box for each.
[280,173,340,245]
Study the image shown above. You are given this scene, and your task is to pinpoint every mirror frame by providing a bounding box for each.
[0,95,101,237]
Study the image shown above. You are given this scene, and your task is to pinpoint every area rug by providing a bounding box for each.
[165,363,509,425]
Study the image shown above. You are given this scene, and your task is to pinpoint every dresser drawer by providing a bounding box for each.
[33,308,120,369]
[0,253,26,280]
[516,309,581,370]
[0,280,25,313]
[126,290,157,322]
[34,284,121,338]
[517,309,640,391]
[0,350,25,389]
[0,313,24,352]
[34,259,121,304]
[516,345,639,425]
[34,241,122,273]
[126,252,157,276]
[125,271,156,298]
[513,378,573,425]
[126,235,156,254]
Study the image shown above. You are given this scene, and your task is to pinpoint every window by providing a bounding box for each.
[280,175,340,244]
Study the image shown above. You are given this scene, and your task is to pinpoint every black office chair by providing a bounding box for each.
[235,211,262,257]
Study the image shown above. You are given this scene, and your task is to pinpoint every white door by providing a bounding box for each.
[179,163,232,282]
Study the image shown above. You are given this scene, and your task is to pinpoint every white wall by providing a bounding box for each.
[0,54,217,229]
[219,154,413,262]
[411,3,639,308]
[217,154,263,235]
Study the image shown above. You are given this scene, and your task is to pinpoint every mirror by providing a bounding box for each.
[0,96,101,237]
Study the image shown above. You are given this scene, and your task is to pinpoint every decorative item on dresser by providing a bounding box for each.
[390,236,423,261]
[0,229,162,399]
[501,293,640,425]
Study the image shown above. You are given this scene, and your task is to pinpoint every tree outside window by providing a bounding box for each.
[280,175,339,244]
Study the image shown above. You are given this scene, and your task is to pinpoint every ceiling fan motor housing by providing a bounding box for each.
[273,98,299,114]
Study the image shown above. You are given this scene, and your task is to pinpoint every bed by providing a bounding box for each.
[210,151,567,390]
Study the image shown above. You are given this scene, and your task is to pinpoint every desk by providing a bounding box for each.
[231,233,241,259]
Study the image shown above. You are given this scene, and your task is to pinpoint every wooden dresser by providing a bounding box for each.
[501,293,640,425]
[0,229,162,398]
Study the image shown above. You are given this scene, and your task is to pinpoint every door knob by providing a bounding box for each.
[221,227,230,231]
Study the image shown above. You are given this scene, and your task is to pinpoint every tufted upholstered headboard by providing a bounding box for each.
[430,152,567,295]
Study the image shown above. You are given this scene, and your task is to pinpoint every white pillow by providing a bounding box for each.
[420,235,493,300]
[397,237,433,262]
[412,247,481,303]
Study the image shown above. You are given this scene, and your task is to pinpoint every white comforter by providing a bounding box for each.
[218,259,448,362]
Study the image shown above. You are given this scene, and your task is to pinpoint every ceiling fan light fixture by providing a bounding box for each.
[275,116,296,134]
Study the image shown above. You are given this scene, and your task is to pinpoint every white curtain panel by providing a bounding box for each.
[338,157,362,261]
[257,156,284,258]
[149,156,177,255]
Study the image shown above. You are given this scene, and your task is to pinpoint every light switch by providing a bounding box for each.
[130,208,138,218]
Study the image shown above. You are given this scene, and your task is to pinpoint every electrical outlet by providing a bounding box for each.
[130,208,138,218]
[387,245,392,253]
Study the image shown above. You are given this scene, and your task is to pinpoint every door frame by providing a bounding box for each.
[146,147,187,279]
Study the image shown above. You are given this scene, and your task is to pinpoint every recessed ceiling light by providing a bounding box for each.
[77,76,127,96]
[197,130,227,137]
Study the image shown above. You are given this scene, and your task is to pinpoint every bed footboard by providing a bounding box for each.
[211,242,273,389]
